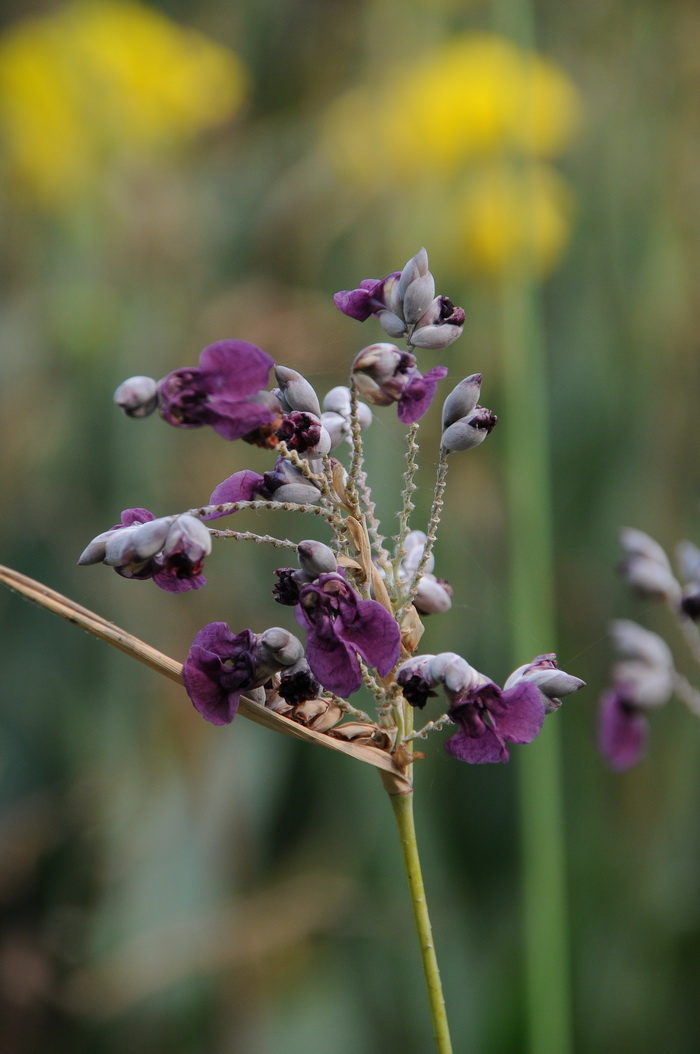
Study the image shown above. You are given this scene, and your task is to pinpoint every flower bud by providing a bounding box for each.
[256,627,305,675]
[297,540,338,578]
[398,530,434,576]
[413,574,452,615]
[609,619,674,710]
[440,409,498,452]
[163,514,212,563]
[378,310,408,338]
[274,365,321,416]
[618,527,680,602]
[398,249,436,325]
[113,376,158,417]
[320,411,346,448]
[323,386,351,414]
[411,297,466,349]
[272,482,322,504]
[103,516,174,566]
[441,374,483,430]
[351,344,412,406]
[504,653,585,714]
[77,528,116,565]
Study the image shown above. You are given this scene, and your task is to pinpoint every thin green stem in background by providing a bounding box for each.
[489,0,574,1044]
[499,273,573,1054]
[389,790,454,1054]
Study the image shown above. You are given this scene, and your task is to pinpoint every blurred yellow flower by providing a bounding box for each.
[0,0,247,207]
[453,162,575,278]
[319,32,580,277]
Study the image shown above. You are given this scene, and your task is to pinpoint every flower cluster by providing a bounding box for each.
[599,527,700,769]
[79,249,583,766]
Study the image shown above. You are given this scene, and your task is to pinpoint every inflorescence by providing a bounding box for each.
[600,527,700,770]
[80,248,584,767]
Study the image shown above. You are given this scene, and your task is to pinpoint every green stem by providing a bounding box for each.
[500,273,573,1054]
[389,790,453,1054]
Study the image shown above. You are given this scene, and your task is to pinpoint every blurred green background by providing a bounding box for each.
[1,0,700,1051]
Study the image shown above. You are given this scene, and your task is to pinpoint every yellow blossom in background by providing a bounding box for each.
[453,162,575,278]
[0,0,247,208]
[319,32,581,277]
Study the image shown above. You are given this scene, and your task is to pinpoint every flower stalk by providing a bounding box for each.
[390,790,453,1054]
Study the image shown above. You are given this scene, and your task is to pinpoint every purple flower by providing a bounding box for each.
[335,250,466,348]
[183,623,305,724]
[334,272,402,323]
[597,620,674,770]
[351,343,447,425]
[445,682,546,764]
[78,508,211,592]
[157,340,280,442]
[295,572,401,696]
[203,457,321,521]
[598,688,649,771]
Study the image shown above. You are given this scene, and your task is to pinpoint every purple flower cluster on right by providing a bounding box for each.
[599,527,700,770]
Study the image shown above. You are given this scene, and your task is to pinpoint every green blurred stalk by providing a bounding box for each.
[487,0,573,1045]
[390,789,454,1054]
[499,274,573,1054]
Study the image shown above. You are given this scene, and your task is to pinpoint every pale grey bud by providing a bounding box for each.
[77,528,116,565]
[256,627,305,672]
[297,539,338,578]
[619,528,680,602]
[440,409,498,452]
[272,483,322,505]
[274,365,321,416]
[114,376,158,418]
[378,310,408,338]
[442,374,483,430]
[609,619,674,710]
[163,514,212,561]
[103,517,174,566]
[323,386,352,414]
[413,574,452,615]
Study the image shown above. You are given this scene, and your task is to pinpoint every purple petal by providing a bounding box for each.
[338,597,401,677]
[206,398,279,442]
[183,644,241,724]
[153,570,206,592]
[182,624,257,725]
[333,288,375,321]
[445,725,510,764]
[397,366,448,424]
[599,689,648,771]
[199,340,274,394]
[488,682,546,745]
[299,617,363,696]
[204,470,266,520]
[119,508,156,528]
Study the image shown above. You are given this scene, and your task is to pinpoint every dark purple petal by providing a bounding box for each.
[397,366,448,424]
[198,340,274,393]
[445,724,510,764]
[337,597,401,676]
[152,569,206,592]
[158,341,276,440]
[486,682,546,745]
[183,624,257,725]
[303,622,363,697]
[204,470,266,520]
[205,397,279,442]
[599,688,648,771]
[333,288,375,321]
[119,508,156,528]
